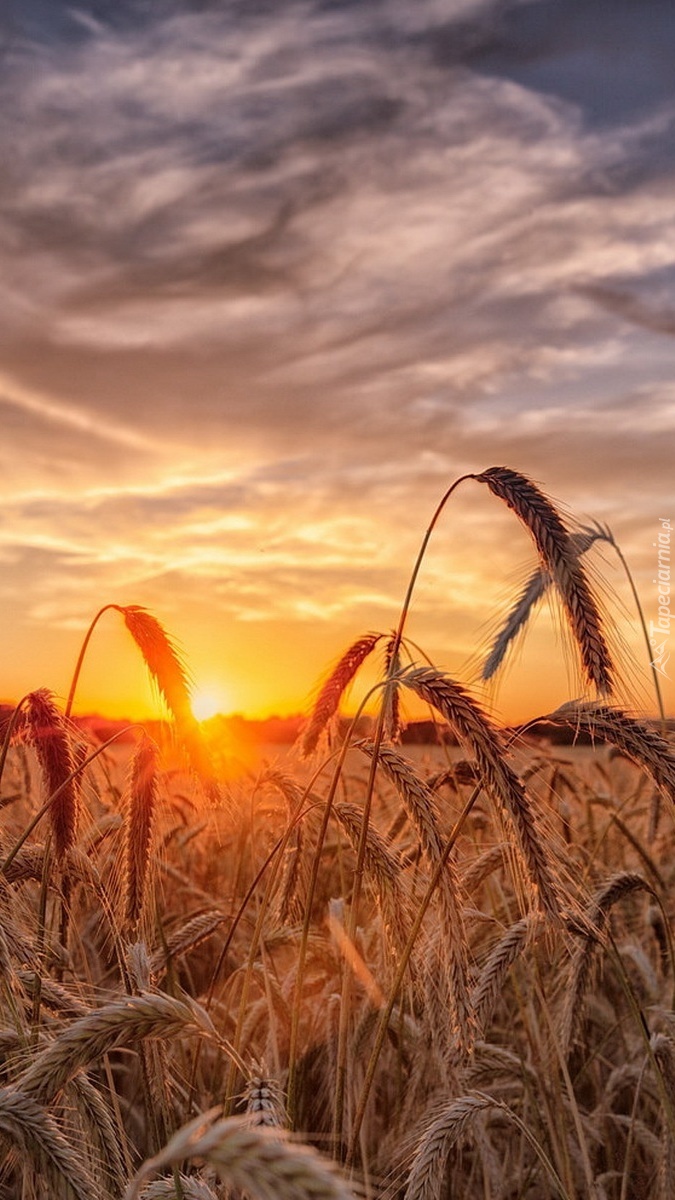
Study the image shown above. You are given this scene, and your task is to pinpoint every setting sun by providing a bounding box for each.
[191,684,229,722]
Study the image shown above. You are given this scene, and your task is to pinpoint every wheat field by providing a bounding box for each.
[0,467,673,1200]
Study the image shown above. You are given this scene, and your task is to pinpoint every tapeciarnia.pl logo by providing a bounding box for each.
[650,517,672,679]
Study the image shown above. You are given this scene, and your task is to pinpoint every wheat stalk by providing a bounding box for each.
[475,467,613,695]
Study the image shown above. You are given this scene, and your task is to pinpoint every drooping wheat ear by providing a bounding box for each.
[357,740,473,1048]
[476,467,613,695]
[0,1085,103,1200]
[300,632,382,756]
[404,1094,494,1200]
[23,689,79,861]
[560,872,656,1055]
[334,800,412,955]
[137,1177,220,1200]
[244,1072,287,1128]
[472,914,543,1032]
[482,528,604,681]
[460,844,508,896]
[547,704,675,808]
[150,909,228,978]
[117,605,193,724]
[123,735,159,930]
[402,666,560,922]
[117,606,217,791]
[405,1091,563,1200]
[125,1111,356,1200]
[383,632,402,742]
[18,991,214,1104]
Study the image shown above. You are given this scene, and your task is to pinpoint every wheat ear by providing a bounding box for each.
[476,467,613,695]
[125,1111,356,1200]
[0,1085,103,1200]
[472,914,543,1032]
[18,992,214,1104]
[123,734,160,930]
[149,909,228,977]
[560,872,656,1054]
[402,666,560,921]
[404,1091,565,1200]
[22,689,79,861]
[482,528,603,681]
[547,704,675,807]
[244,1072,287,1128]
[300,632,382,756]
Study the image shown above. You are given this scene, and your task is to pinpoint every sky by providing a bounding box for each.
[1,0,674,724]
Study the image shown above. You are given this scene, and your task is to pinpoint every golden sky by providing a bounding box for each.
[1,0,674,725]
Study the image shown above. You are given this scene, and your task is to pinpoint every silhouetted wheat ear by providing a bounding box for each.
[548,704,675,808]
[117,606,193,724]
[150,909,228,977]
[482,528,604,682]
[117,605,218,792]
[560,871,655,1055]
[123,735,159,930]
[124,1112,356,1200]
[23,689,79,861]
[402,666,560,922]
[300,631,382,756]
[476,467,613,695]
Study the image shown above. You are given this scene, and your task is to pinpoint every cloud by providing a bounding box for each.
[1,0,674,713]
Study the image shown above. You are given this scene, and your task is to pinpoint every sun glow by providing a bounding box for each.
[191,684,229,722]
